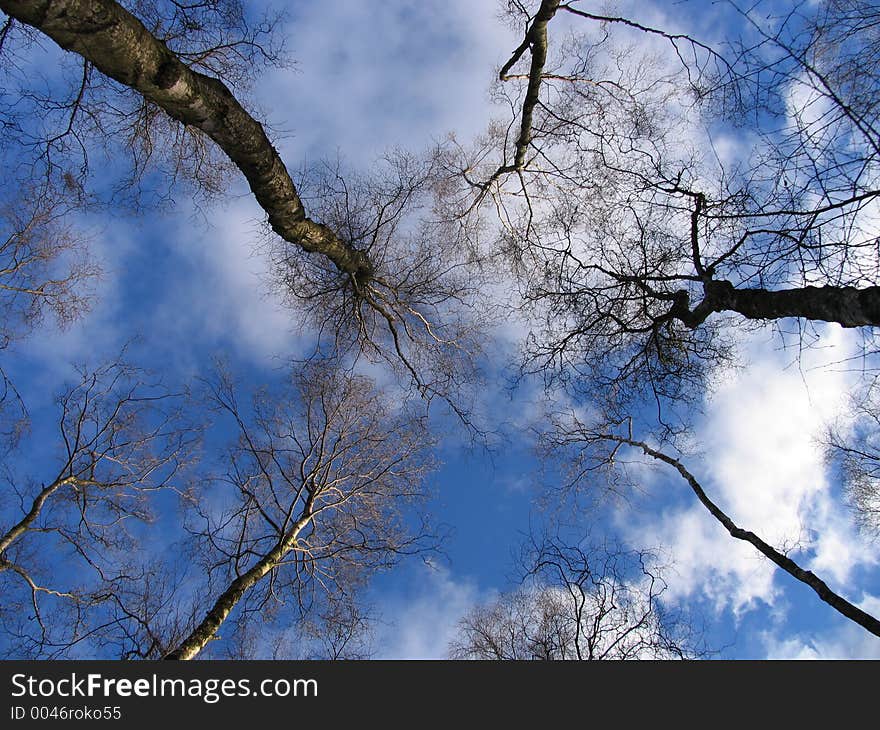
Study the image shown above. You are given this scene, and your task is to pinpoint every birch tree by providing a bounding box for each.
[450,534,702,659]
[541,411,880,638]
[162,362,435,660]
[449,0,880,429]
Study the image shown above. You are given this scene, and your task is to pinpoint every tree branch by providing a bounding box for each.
[501,0,562,172]
[600,432,880,638]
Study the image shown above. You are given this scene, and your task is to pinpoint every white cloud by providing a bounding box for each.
[373,562,485,659]
[650,506,780,616]
[624,325,878,625]
[258,0,517,166]
[8,214,141,390]
[785,70,835,142]
[764,596,880,658]
[156,196,308,364]
[10,196,314,405]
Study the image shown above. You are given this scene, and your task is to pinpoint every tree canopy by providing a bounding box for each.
[2,0,880,659]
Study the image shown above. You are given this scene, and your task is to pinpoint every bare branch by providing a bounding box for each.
[550,416,880,639]
[163,361,436,660]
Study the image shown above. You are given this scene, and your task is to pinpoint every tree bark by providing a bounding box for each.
[163,514,311,660]
[0,0,373,283]
[676,280,880,329]
[499,0,561,170]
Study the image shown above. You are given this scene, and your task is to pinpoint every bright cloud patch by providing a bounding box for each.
[259,0,516,165]
[625,325,877,628]
[373,562,484,659]
[161,197,307,363]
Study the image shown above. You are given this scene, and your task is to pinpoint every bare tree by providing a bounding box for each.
[0,188,97,350]
[0,0,274,443]
[0,359,193,657]
[442,0,880,434]
[0,180,100,440]
[450,533,702,660]
[439,3,880,606]
[0,0,486,407]
[157,361,436,660]
[827,381,880,535]
[12,0,879,659]
[269,151,490,422]
[0,359,434,660]
[291,592,375,660]
[0,0,285,207]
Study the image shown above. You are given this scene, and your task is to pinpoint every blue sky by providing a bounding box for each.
[3,0,880,659]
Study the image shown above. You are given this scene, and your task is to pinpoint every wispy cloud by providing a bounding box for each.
[258,0,516,166]
[373,561,485,659]
[155,197,309,365]
[764,596,880,658]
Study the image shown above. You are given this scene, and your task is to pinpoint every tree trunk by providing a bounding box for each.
[679,280,880,328]
[500,0,562,170]
[164,515,310,660]
[614,435,880,638]
[0,477,74,559]
[0,0,372,283]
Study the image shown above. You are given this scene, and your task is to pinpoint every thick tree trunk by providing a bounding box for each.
[677,280,880,328]
[162,552,279,660]
[0,0,372,283]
